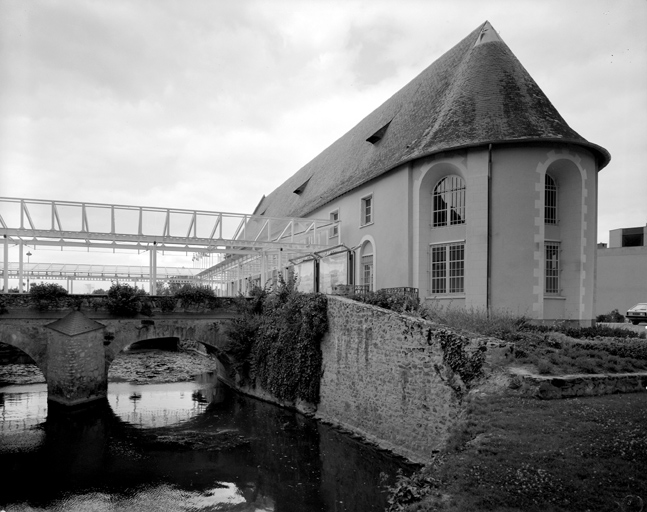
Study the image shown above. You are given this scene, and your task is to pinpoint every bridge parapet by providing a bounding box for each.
[0,293,241,318]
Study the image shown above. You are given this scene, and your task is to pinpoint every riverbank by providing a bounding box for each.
[388,390,647,512]
[0,349,220,386]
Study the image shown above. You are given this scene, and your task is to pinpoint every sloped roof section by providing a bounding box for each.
[46,311,105,337]
[258,21,610,218]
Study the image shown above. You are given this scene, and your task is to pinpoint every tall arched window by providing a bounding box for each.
[432,175,466,227]
[545,174,557,224]
[360,241,374,292]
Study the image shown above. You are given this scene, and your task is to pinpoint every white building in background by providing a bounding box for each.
[596,225,647,317]
[216,21,610,325]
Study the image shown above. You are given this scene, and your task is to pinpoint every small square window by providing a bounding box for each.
[361,195,373,226]
[329,210,339,238]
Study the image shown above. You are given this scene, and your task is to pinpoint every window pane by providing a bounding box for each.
[545,243,559,294]
[430,243,464,294]
[330,210,339,237]
[362,197,372,225]
[431,246,447,294]
[361,253,373,291]
[432,176,465,227]
[448,244,464,293]
[545,175,557,225]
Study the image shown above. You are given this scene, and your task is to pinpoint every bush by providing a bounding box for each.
[157,295,177,313]
[349,289,420,314]
[29,282,69,311]
[596,309,625,323]
[420,303,530,342]
[174,284,217,309]
[106,283,146,317]
[529,323,641,340]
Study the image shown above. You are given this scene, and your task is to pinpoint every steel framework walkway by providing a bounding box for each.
[0,197,340,293]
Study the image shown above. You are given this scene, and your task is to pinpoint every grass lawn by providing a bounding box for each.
[390,392,647,512]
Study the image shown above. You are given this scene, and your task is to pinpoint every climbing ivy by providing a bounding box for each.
[435,328,486,392]
[225,276,328,404]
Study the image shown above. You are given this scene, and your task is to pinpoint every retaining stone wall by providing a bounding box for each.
[510,371,647,399]
[316,296,502,463]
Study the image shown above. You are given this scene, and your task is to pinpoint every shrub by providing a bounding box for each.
[174,284,217,309]
[596,309,625,323]
[106,283,146,317]
[157,295,177,313]
[349,289,420,314]
[29,282,69,311]
[420,303,530,342]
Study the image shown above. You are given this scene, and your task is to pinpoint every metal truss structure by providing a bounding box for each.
[1,262,205,293]
[0,197,340,293]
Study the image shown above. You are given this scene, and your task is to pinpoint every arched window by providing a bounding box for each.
[545,174,557,224]
[432,175,465,227]
[360,241,374,292]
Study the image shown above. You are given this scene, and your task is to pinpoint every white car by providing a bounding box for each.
[626,303,647,325]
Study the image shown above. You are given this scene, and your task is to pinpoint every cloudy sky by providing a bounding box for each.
[1,0,646,273]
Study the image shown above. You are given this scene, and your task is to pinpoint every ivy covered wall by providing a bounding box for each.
[225,289,505,463]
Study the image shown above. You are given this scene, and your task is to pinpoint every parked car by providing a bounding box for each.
[626,303,647,325]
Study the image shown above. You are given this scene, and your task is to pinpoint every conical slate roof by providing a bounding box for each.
[256,21,610,219]
[46,310,105,337]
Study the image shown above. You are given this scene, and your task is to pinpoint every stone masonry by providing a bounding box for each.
[316,296,486,463]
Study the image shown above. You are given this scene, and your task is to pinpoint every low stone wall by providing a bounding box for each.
[509,370,647,399]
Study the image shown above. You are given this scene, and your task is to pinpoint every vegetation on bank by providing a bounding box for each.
[225,276,328,404]
[386,392,647,512]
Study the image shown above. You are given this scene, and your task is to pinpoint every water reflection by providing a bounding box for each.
[108,378,226,428]
[0,372,411,511]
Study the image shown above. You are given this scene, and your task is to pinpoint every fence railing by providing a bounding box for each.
[379,287,419,298]
[332,285,419,298]
[332,284,370,296]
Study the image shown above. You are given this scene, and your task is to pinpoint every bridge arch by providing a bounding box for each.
[103,319,234,381]
[0,327,49,377]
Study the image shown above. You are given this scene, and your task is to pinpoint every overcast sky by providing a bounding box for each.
[1,0,646,274]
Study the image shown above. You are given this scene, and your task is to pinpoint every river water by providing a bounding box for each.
[0,372,411,512]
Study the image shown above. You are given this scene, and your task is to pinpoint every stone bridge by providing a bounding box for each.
[0,306,237,406]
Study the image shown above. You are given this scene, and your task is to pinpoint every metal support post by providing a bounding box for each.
[260,251,267,289]
[150,243,158,295]
[3,235,8,293]
[18,242,24,293]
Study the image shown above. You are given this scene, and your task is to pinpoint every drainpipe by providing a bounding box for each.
[487,144,492,316]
